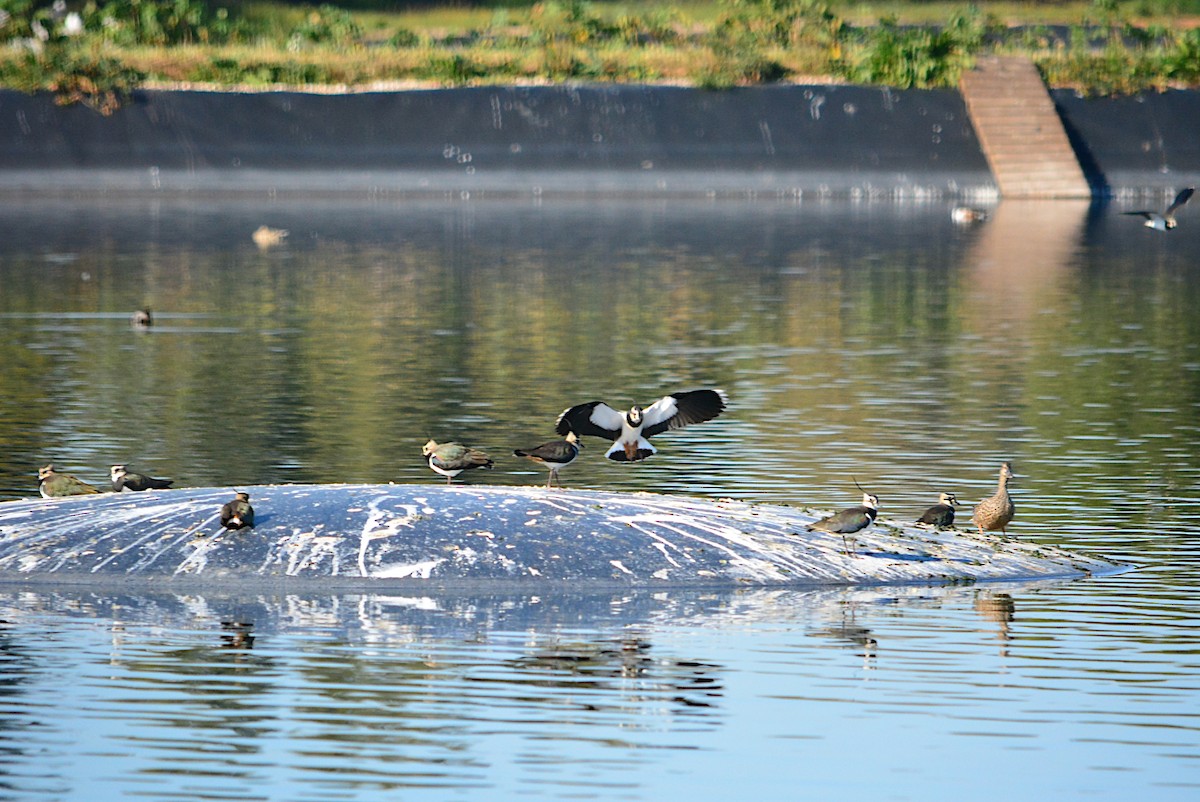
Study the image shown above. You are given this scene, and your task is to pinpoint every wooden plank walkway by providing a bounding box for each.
[960,56,1092,199]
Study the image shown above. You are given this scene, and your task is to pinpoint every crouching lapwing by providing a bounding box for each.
[220,492,255,530]
[38,465,101,498]
[111,464,174,492]
[916,492,959,529]
[513,431,582,488]
[423,440,494,484]
[555,389,727,463]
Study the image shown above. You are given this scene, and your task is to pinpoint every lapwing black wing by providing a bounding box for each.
[916,492,958,528]
[37,464,101,498]
[1123,186,1194,231]
[513,431,582,488]
[220,492,255,530]
[807,492,880,555]
[111,464,174,492]
[423,439,494,484]
[554,389,727,463]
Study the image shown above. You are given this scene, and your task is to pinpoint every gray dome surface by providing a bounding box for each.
[0,484,1123,589]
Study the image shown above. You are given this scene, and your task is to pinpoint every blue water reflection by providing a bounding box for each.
[0,582,1197,800]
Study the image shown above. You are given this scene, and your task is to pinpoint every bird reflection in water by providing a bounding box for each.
[511,633,724,710]
[812,601,878,668]
[973,591,1015,657]
[219,620,256,650]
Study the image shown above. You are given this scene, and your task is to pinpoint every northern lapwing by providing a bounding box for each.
[111,464,173,492]
[554,389,727,463]
[513,431,583,488]
[220,492,255,530]
[37,464,101,498]
[807,490,880,555]
[1123,187,1194,231]
[973,462,1015,536]
[252,225,289,248]
[423,440,494,484]
[130,308,152,328]
[916,492,959,528]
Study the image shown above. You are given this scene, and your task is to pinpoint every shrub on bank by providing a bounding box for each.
[1,0,1198,110]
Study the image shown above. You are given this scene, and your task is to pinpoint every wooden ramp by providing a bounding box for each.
[960,56,1092,199]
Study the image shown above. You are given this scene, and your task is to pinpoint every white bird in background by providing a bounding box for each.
[555,389,727,463]
[1123,187,1194,231]
[951,206,987,225]
[252,225,289,248]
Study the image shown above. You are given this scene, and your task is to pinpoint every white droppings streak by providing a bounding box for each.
[648,538,684,568]
[359,495,422,577]
[373,559,445,579]
[175,531,225,575]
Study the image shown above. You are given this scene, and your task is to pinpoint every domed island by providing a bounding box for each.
[0,484,1125,589]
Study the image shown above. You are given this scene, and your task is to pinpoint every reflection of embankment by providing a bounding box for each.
[953,201,1090,451]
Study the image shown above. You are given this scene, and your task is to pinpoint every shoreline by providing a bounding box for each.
[2,84,1198,197]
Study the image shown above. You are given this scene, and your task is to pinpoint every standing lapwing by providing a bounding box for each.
[513,431,583,488]
[111,464,173,492]
[807,487,880,556]
[220,491,255,530]
[37,464,101,498]
[1123,187,1194,231]
[554,389,727,463]
[916,492,959,529]
[973,462,1016,536]
[423,440,494,484]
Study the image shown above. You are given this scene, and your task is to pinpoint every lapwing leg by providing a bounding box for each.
[446,475,453,485]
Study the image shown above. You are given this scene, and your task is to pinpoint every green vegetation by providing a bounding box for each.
[1,1,1199,110]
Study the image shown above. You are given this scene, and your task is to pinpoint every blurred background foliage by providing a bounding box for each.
[0,1,1199,110]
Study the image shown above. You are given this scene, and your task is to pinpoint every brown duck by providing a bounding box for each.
[973,462,1015,536]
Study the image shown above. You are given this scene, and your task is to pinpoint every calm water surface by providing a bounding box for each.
[0,197,1198,799]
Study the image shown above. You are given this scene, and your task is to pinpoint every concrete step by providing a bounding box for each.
[960,55,1091,199]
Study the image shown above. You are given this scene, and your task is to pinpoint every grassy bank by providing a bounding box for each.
[2,1,1199,113]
